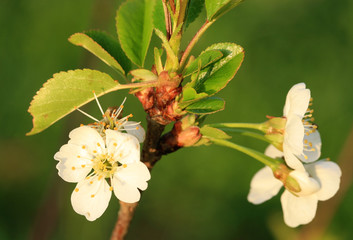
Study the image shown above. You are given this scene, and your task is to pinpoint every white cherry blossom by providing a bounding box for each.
[248,145,341,227]
[282,83,321,170]
[54,126,150,221]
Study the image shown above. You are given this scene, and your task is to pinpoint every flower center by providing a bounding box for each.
[92,154,118,178]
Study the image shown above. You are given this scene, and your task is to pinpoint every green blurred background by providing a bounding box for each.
[1,0,353,239]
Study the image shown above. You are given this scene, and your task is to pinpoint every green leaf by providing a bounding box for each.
[185,97,225,114]
[130,69,158,81]
[193,42,244,95]
[183,49,223,77]
[27,69,134,136]
[116,0,155,66]
[200,125,232,139]
[153,0,165,34]
[179,87,208,108]
[69,31,131,75]
[154,28,179,70]
[154,47,164,74]
[205,0,242,21]
[185,0,205,29]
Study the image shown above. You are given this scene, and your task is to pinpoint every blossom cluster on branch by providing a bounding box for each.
[27,0,341,238]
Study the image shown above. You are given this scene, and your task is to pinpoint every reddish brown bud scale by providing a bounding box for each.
[134,71,183,125]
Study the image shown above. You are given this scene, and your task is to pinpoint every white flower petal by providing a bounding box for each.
[283,83,310,118]
[264,145,284,158]
[283,83,306,116]
[305,160,342,201]
[105,130,140,164]
[71,177,112,221]
[283,146,305,171]
[299,128,321,163]
[112,175,141,203]
[284,114,304,156]
[281,190,318,228]
[54,144,93,182]
[247,166,283,204]
[68,126,105,155]
[289,170,320,197]
[115,162,151,191]
[123,121,145,143]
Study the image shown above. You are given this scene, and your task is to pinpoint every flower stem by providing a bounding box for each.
[208,122,266,131]
[179,20,214,71]
[240,131,272,143]
[211,138,279,169]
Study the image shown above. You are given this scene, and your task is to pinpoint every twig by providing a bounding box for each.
[179,20,214,70]
[141,115,167,169]
[110,202,138,240]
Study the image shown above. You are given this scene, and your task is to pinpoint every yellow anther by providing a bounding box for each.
[91,194,95,198]
[82,145,86,149]
[123,164,127,168]
[75,188,79,192]
[121,105,124,109]
[97,143,101,147]
[119,153,123,158]
[80,124,84,127]
[114,127,118,130]
[93,150,97,153]
[309,142,313,147]
[304,155,308,160]
[109,186,113,191]
[306,132,310,136]
[304,139,308,144]
[98,176,103,180]
[81,165,86,168]
[90,181,93,184]
[72,166,76,170]
[113,143,117,147]
[136,127,139,130]
[77,155,80,158]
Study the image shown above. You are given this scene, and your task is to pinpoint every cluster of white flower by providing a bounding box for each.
[248,83,341,227]
[54,95,150,221]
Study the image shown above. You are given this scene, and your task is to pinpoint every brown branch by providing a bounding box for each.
[110,202,138,240]
[297,124,353,240]
[142,115,166,169]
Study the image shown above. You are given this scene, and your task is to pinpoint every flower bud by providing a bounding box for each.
[177,125,201,147]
